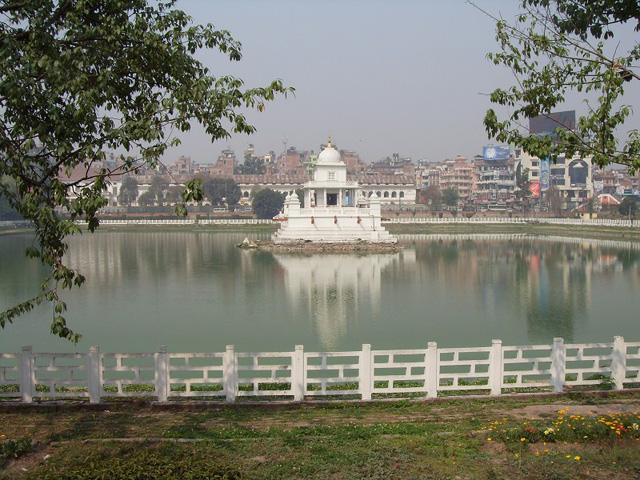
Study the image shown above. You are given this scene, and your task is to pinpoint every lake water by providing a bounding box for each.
[0,231,638,353]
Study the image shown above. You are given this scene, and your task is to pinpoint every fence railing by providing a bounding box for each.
[76,217,638,228]
[96,218,273,226]
[387,217,637,227]
[1,337,638,404]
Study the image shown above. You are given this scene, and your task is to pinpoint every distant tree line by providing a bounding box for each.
[117,176,242,208]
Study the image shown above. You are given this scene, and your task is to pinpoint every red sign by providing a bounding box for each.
[529,182,541,198]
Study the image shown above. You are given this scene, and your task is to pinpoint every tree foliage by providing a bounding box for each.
[117,176,138,207]
[480,0,640,171]
[295,188,305,208]
[421,185,442,205]
[252,188,285,219]
[0,176,21,220]
[618,196,637,217]
[546,185,563,215]
[149,176,169,206]
[202,177,241,205]
[236,154,265,175]
[0,0,292,341]
[137,190,156,207]
[442,188,459,207]
[165,185,182,205]
[515,166,531,199]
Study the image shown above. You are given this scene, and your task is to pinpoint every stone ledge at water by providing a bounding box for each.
[241,239,402,253]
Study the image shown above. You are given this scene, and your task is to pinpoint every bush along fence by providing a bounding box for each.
[1,337,638,404]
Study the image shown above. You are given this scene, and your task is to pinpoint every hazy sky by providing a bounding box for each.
[162,0,640,165]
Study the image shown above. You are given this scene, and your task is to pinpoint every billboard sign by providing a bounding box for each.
[530,111,576,140]
[529,182,541,198]
[568,159,589,187]
[483,146,510,161]
[540,158,550,192]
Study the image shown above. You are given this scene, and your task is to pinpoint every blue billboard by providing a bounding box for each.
[540,158,550,191]
[483,146,510,161]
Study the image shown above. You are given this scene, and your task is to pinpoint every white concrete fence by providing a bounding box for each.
[1,337,638,404]
[82,217,638,227]
[96,218,273,226]
[387,217,637,227]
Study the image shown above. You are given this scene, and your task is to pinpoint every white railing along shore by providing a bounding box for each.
[1,337,638,404]
[3,218,637,228]
[387,217,637,227]
[74,217,639,228]
[95,218,273,226]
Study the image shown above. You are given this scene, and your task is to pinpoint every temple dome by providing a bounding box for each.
[317,145,342,164]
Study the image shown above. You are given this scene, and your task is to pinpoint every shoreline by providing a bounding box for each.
[386,222,640,242]
[3,221,640,243]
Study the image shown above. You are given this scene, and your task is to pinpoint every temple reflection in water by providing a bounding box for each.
[273,251,414,349]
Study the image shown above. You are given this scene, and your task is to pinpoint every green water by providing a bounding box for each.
[0,231,638,353]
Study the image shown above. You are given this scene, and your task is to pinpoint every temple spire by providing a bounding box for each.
[327,135,332,148]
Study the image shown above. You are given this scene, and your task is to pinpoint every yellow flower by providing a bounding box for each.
[487,438,492,441]
[520,438,526,442]
[574,456,581,461]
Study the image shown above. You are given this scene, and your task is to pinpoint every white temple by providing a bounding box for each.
[272,139,397,244]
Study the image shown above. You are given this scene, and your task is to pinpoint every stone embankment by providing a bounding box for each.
[239,238,402,253]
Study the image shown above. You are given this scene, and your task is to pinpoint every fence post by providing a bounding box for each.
[88,346,101,404]
[155,345,169,402]
[224,345,237,403]
[292,345,305,401]
[20,346,34,404]
[490,339,503,396]
[611,336,626,390]
[551,338,566,393]
[360,344,372,401]
[425,342,438,398]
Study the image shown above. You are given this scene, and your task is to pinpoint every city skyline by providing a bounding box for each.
[158,0,640,166]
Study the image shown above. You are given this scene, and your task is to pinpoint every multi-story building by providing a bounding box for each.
[235,173,417,205]
[277,147,307,176]
[341,150,366,175]
[212,149,236,177]
[417,165,441,189]
[170,156,193,176]
[356,174,417,204]
[369,154,415,176]
[518,152,593,210]
[473,147,516,203]
[439,156,475,199]
[592,167,617,194]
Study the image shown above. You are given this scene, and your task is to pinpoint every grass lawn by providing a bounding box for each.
[1,392,639,479]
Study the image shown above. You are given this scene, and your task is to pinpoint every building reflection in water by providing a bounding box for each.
[272,252,413,349]
[406,234,640,344]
